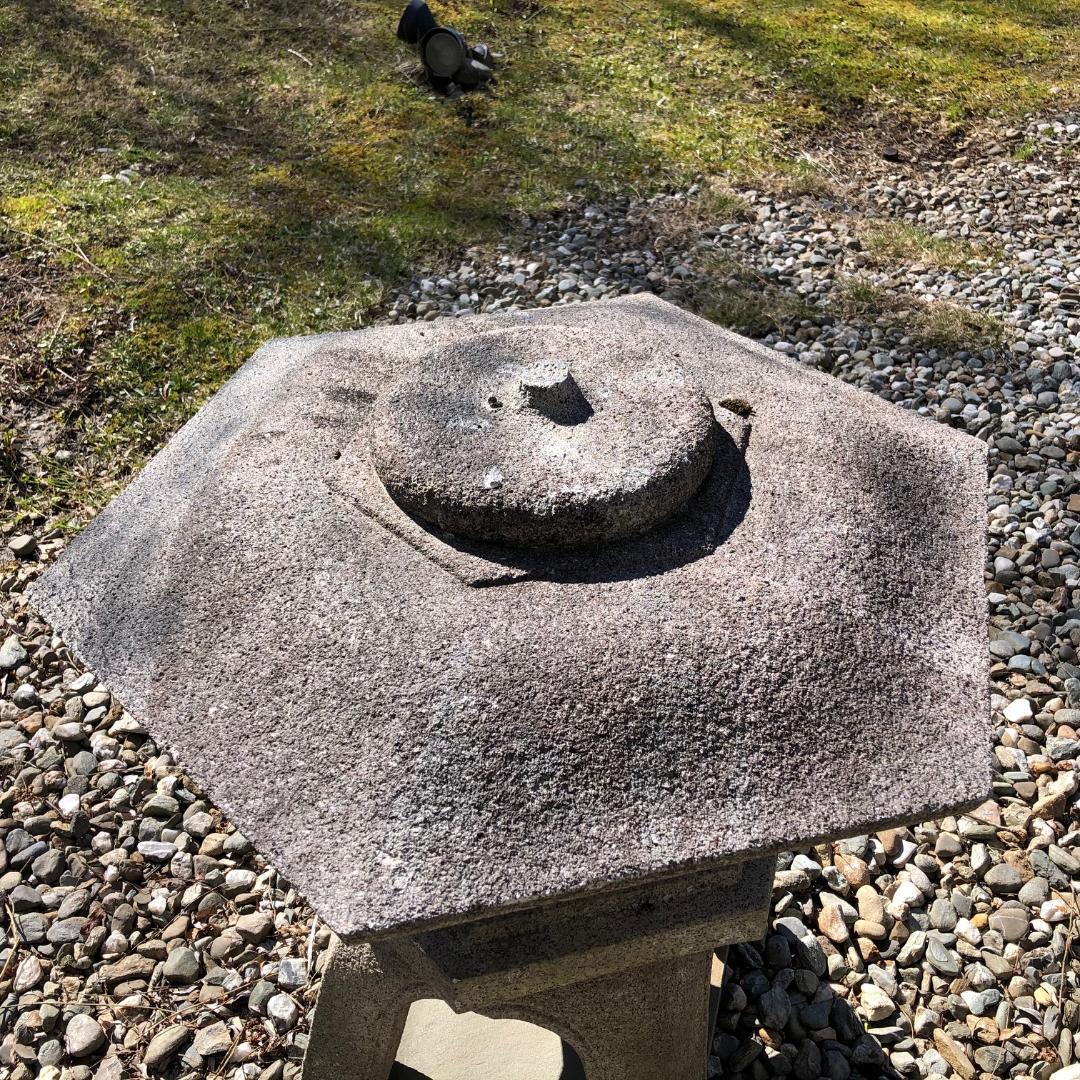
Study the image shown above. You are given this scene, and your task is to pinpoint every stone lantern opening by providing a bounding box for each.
[391,1000,587,1080]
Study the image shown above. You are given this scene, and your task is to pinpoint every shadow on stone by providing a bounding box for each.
[437,419,754,587]
[335,415,753,588]
[389,1043,586,1080]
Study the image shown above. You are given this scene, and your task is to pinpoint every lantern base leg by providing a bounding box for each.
[299,938,415,1080]
[302,939,714,1080]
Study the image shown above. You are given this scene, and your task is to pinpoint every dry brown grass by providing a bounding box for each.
[859,221,997,271]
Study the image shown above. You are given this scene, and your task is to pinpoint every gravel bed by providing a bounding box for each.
[2,113,1079,1080]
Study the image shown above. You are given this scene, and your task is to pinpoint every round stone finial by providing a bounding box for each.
[370,327,719,549]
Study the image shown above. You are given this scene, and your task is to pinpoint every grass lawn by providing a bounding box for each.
[2,0,1079,530]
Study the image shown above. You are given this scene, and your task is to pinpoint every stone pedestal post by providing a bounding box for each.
[302,936,715,1080]
[300,857,777,1080]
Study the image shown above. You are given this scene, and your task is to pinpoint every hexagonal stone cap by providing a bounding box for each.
[29,295,990,942]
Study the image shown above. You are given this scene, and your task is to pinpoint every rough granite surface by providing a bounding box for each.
[370,328,719,547]
[28,294,990,941]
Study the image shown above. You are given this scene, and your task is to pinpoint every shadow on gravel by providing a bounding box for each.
[717,938,905,1080]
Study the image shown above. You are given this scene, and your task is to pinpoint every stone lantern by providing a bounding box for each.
[30,295,989,1079]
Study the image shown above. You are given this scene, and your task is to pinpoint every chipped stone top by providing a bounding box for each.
[370,328,718,548]
[29,296,990,942]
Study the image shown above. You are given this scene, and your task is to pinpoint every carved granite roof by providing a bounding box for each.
[30,295,990,940]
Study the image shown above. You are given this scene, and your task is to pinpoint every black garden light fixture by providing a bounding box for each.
[397,0,494,93]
